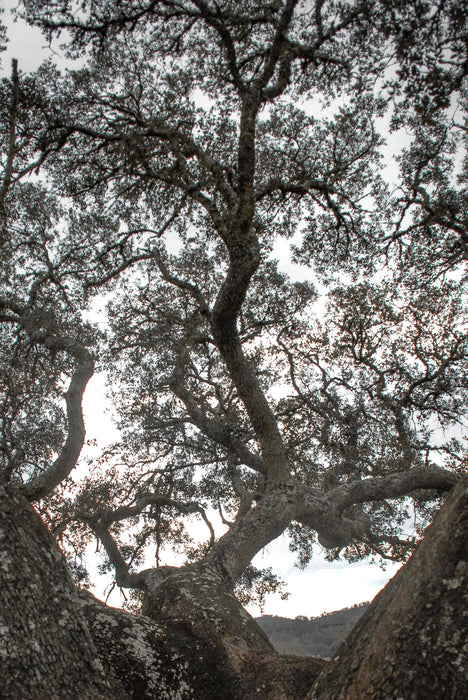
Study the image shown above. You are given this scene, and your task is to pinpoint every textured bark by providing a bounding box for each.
[6,473,467,699]
[0,485,115,699]
[0,483,325,699]
[311,477,468,700]
[79,589,230,699]
[82,586,326,699]
[141,565,326,698]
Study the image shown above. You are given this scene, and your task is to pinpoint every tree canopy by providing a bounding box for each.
[1,0,467,609]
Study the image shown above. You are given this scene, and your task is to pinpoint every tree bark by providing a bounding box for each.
[82,578,325,699]
[0,483,325,699]
[3,475,467,699]
[0,484,115,699]
[136,564,326,698]
[311,477,468,700]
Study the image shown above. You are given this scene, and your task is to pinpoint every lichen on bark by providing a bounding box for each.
[0,483,325,699]
[0,485,114,699]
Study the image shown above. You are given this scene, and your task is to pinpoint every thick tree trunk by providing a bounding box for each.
[82,584,325,699]
[0,483,325,699]
[311,477,468,699]
[4,477,466,700]
[0,484,115,699]
[141,565,326,698]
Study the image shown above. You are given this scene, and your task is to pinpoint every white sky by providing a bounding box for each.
[4,0,403,618]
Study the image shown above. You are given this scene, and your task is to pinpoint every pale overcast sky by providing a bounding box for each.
[3,0,402,618]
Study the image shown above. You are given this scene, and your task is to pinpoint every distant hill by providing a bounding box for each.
[257,602,369,658]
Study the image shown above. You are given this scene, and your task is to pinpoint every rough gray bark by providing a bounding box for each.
[311,477,468,699]
[82,585,325,699]
[79,589,231,699]
[141,565,326,698]
[2,473,468,699]
[0,482,325,699]
[0,484,115,699]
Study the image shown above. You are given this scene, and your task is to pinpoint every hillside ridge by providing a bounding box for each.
[257,602,369,658]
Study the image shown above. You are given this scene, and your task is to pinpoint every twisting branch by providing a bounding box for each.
[0,301,94,501]
[210,104,289,483]
[152,248,210,315]
[21,335,94,502]
[86,520,147,589]
[82,492,216,587]
[330,465,458,513]
[93,492,215,545]
[258,0,298,98]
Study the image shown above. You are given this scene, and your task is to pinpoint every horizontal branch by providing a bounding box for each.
[330,465,458,512]
[255,176,334,201]
[82,492,216,588]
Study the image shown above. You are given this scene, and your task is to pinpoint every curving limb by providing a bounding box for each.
[0,301,95,502]
[19,335,94,502]
[329,464,458,513]
[83,492,216,588]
